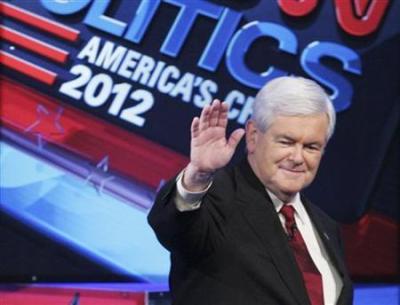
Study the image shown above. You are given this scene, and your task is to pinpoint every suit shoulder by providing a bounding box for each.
[312,203,335,219]
[311,204,339,232]
[211,165,238,189]
[304,199,339,229]
[202,165,240,205]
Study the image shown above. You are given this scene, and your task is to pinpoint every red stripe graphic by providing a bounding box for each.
[0,51,57,85]
[1,76,189,189]
[0,25,69,63]
[0,1,79,42]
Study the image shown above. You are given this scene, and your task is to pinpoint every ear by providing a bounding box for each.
[245,120,258,153]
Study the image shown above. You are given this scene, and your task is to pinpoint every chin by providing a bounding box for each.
[279,184,303,195]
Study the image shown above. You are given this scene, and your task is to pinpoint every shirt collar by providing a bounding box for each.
[265,189,307,225]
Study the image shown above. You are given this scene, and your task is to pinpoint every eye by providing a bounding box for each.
[278,139,292,145]
[305,144,321,152]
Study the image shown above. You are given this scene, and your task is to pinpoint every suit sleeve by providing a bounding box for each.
[147,170,234,257]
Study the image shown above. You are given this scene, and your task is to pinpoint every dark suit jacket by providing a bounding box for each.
[148,160,353,305]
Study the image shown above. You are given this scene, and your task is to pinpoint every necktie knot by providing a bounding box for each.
[280,204,295,221]
[280,204,296,237]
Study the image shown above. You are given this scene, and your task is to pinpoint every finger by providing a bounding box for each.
[209,99,220,127]
[199,104,211,131]
[191,117,200,138]
[217,101,229,128]
[227,128,245,149]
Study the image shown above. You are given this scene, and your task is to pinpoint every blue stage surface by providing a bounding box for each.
[353,284,400,305]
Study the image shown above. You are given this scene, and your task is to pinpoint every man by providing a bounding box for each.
[148,76,353,305]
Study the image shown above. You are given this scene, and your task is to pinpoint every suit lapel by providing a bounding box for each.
[302,198,346,278]
[302,198,350,304]
[235,160,311,305]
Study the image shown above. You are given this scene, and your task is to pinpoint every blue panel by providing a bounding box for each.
[0,141,169,286]
[354,284,400,305]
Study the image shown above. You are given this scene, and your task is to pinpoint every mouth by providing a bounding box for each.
[279,167,305,175]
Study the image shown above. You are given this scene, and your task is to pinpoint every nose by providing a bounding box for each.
[289,145,304,165]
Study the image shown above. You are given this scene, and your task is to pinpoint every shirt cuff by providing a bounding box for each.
[174,170,212,212]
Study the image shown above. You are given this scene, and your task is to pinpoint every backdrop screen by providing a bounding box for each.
[1,0,399,285]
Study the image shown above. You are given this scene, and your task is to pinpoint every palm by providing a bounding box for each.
[190,100,245,172]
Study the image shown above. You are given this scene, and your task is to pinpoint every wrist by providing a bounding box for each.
[182,163,215,192]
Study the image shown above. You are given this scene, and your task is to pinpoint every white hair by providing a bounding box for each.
[251,76,336,140]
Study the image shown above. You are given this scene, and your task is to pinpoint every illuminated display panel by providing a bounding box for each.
[0,0,398,285]
[0,139,169,286]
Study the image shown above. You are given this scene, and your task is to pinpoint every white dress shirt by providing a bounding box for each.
[175,172,343,305]
[268,191,343,305]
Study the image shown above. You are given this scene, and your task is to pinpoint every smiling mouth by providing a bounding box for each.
[280,168,305,174]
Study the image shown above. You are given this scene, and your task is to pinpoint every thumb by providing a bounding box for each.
[227,128,245,149]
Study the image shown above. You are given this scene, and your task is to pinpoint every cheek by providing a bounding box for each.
[307,155,322,172]
[257,155,278,179]
[272,152,293,170]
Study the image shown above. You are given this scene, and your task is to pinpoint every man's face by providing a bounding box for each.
[246,114,329,202]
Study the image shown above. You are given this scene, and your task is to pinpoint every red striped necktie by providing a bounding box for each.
[280,204,324,305]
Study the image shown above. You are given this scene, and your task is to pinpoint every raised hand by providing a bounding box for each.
[183,99,245,191]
